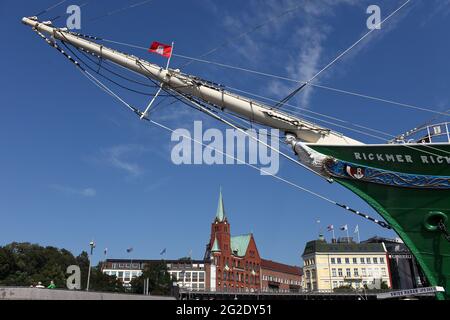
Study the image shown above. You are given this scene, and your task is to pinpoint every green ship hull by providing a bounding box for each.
[308,143,450,300]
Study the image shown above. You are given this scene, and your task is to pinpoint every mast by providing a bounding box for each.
[22,17,361,145]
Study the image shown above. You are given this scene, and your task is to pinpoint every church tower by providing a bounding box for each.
[209,188,231,257]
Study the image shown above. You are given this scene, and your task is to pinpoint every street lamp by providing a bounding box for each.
[86,240,96,291]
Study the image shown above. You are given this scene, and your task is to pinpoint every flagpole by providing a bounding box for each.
[141,42,174,119]
[346,227,350,243]
[165,41,174,70]
[332,229,335,241]
[357,228,360,243]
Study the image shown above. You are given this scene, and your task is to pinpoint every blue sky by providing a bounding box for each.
[0,0,449,266]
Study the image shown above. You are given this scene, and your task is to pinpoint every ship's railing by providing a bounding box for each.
[389,122,450,144]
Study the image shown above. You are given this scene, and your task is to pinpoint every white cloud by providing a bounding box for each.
[50,185,97,197]
[102,144,146,177]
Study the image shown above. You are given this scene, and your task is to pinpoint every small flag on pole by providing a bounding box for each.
[126,247,133,253]
[354,225,359,233]
[104,248,108,255]
[149,41,173,58]
[160,248,166,255]
[327,225,334,231]
[340,224,348,231]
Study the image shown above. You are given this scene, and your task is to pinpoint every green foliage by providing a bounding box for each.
[130,260,173,295]
[333,284,354,292]
[0,242,125,293]
[380,280,389,289]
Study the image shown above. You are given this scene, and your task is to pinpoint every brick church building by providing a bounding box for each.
[204,190,302,292]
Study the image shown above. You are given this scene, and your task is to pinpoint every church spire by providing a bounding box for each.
[215,187,226,222]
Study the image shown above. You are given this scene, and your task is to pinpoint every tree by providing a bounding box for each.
[88,264,125,292]
[380,280,389,290]
[130,261,173,295]
[0,242,125,293]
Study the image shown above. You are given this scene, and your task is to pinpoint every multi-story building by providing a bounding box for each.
[102,259,206,290]
[362,236,428,289]
[204,190,261,292]
[302,236,391,291]
[203,190,302,293]
[260,259,303,292]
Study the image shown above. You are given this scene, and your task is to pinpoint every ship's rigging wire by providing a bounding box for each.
[274,0,412,109]
[58,37,168,98]
[49,2,89,23]
[89,0,154,23]
[35,0,67,17]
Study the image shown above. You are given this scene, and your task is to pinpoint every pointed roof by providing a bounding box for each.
[211,236,221,252]
[215,187,226,222]
[230,234,252,257]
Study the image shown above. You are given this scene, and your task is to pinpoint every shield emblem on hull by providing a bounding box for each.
[346,166,365,179]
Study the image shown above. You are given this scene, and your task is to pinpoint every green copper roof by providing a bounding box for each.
[215,188,226,222]
[231,234,251,257]
[211,236,221,252]
[302,240,385,256]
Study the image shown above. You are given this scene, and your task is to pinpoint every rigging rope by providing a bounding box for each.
[58,36,167,97]
[35,0,67,17]
[89,0,153,23]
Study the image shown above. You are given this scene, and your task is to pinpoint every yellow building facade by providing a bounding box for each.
[302,238,391,291]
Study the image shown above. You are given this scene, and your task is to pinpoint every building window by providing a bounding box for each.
[345,258,350,264]
[331,258,335,264]
[338,268,343,277]
[366,258,371,264]
[373,257,378,264]
[199,272,205,282]
[352,258,357,264]
[192,272,198,282]
[360,258,365,264]
[332,268,337,277]
[380,257,385,264]
[337,258,342,264]
[332,281,338,288]
[361,268,366,277]
[382,268,387,277]
[346,268,351,277]
[354,268,359,276]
